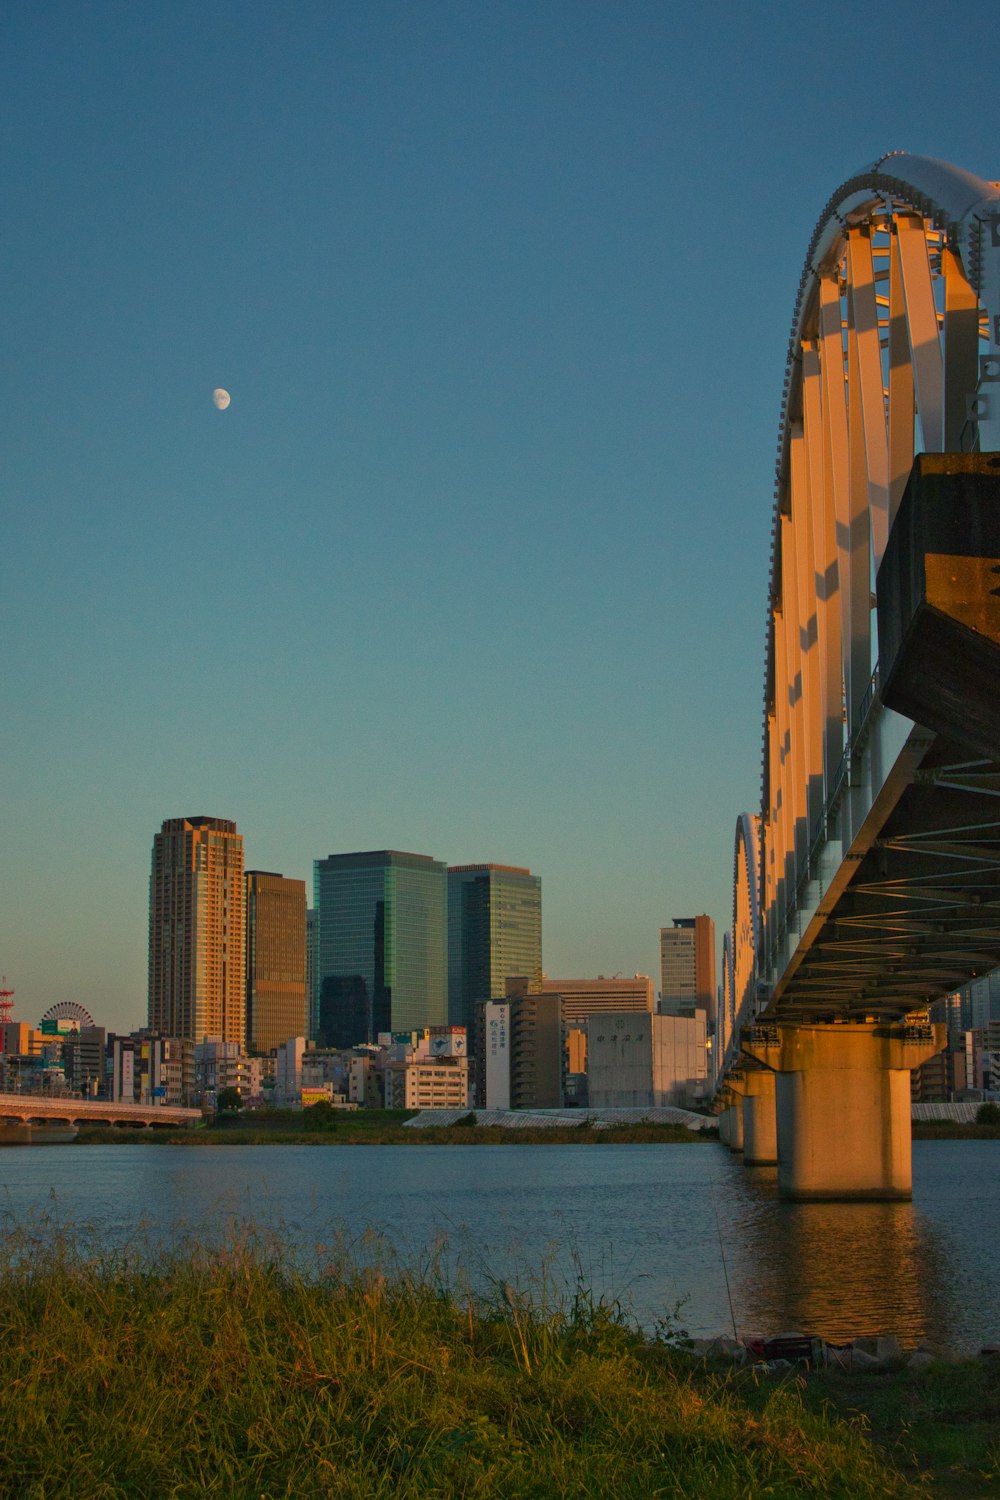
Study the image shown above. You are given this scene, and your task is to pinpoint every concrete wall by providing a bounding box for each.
[587,1011,707,1108]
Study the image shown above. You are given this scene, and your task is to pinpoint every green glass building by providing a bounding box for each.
[447,864,542,1047]
[314,850,447,1047]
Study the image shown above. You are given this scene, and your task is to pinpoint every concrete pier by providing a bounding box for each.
[741,1070,778,1165]
[723,1101,743,1153]
[742,1022,944,1200]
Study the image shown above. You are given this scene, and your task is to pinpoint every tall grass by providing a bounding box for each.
[0,1219,941,1498]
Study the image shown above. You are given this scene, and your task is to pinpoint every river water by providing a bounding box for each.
[0,1140,995,1352]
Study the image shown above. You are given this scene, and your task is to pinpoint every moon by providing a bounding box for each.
[212,388,231,410]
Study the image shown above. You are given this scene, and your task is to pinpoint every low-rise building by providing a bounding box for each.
[274,1037,307,1105]
[195,1038,260,1106]
[382,1055,469,1110]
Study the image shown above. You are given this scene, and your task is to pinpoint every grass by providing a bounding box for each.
[912,1121,1000,1141]
[74,1112,719,1147]
[798,1360,1000,1498]
[0,1223,993,1498]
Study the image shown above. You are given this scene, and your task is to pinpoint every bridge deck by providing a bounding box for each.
[0,1094,202,1127]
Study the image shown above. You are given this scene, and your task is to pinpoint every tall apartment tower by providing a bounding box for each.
[314,850,447,1048]
[660,915,716,1022]
[447,863,542,1043]
[148,816,246,1045]
[246,871,307,1054]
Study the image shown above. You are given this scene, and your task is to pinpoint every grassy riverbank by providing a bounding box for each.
[75,1110,719,1147]
[912,1120,1000,1141]
[1,1233,995,1498]
[73,1112,1000,1146]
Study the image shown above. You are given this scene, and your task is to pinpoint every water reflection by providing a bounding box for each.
[0,1141,995,1351]
[726,1171,951,1345]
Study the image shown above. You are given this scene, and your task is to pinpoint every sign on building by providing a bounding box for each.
[483,1002,510,1109]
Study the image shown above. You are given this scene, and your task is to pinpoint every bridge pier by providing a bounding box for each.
[742,1022,944,1200]
[740,1070,777,1166]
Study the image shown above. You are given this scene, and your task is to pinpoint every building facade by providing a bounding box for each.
[246,870,307,1054]
[306,908,318,1039]
[383,1055,469,1110]
[509,991,562,1109]
[659,916,716,1023]
[314,850,447,1047]
[447,864,542,1043]
[148,816,246,1045]
[586,1012,709,1109]
[476,1001,511,1108]
[541,975,654,1027]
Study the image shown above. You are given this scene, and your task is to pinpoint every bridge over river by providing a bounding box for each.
[716,154,1000,1200]
[0,1093,200,1130]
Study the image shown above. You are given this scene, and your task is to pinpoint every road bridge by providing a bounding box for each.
[0,1093,201,1129]
[717,154,1000,1199]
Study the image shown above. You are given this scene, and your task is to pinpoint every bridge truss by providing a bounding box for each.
[731,154,1000,1047]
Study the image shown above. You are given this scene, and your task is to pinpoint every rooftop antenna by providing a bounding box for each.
[0,976,14,1028]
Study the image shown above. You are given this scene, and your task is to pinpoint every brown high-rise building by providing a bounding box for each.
[148,816,246,1045]
[246,871,307,1054]
[659,916,716,1023]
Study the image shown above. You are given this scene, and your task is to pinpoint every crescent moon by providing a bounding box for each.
[212,388,231,410]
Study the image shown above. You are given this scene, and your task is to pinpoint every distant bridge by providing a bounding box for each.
[716,154,1000,1199]
[0,1093,201,1128]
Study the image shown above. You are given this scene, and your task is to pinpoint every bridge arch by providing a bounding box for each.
[759,153,1000,1012]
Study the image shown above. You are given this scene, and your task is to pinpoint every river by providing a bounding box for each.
[1,1139,995,1351]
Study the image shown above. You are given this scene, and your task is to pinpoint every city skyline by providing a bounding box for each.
[4,3,998,1034]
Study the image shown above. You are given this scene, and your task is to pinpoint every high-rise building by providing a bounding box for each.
[148,816,246,1045]
[447,863,542,1042]
[659,916,716,1022]
[508,990,563,1109]
[314,850,447,1047]
[306,907,318,1039]
[246,871,307,1055]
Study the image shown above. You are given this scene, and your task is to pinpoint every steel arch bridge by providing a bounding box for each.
[718,154,1000,1197]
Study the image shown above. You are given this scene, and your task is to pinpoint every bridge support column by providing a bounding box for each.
[741,1070,777,1165]
[742,1022,944,1200]
[722,1101,743,1152]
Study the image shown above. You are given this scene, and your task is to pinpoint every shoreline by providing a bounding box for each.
[66,1119,1000,1146]
[0,1236,995,1497]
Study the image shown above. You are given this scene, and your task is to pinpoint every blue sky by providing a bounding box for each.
[3,0,997,1032]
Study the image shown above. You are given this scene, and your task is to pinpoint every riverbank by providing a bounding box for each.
[70,1110,1000,1146]
[0,1235,994,1498]
[74,1116,718,1146]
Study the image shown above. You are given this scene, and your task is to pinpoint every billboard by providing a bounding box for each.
[483,1002,510,1109]
[120,1048,134,1103]
[302,1086,333,1108]
[430,1031,467,1057]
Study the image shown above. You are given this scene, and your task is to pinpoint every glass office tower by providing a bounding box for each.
[447,864,542,1046]
[245,871,307,1054]
[313,850,447,1047]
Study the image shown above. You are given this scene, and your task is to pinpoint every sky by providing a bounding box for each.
[3,0,998,1033]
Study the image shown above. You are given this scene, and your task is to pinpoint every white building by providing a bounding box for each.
[586,1011,708,1109]
[382,1055,470,1110]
